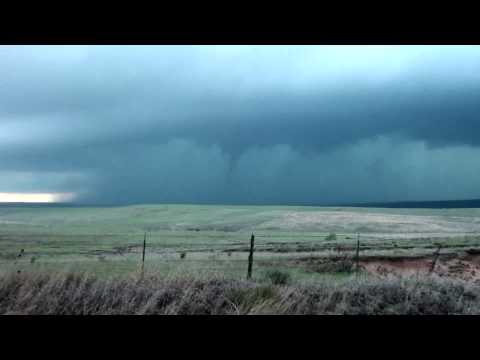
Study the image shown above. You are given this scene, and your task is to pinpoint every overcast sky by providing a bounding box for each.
[2,45,480,205]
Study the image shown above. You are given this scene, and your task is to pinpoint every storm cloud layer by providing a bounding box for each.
[2,45,480,204]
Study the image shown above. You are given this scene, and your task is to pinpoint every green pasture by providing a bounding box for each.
[2,204,480,281]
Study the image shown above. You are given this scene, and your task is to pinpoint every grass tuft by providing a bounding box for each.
[263,269,291,285]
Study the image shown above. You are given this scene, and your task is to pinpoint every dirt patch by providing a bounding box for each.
[361,258,432,277]
[283,250,480,282]
[361,253,480,282]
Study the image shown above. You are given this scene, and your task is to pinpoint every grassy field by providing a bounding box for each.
[2,270,478,314]
[2,204,480,282]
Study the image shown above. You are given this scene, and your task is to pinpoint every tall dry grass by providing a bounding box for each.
[1,270,479,314]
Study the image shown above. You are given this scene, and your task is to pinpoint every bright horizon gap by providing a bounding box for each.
[0,192,76,203]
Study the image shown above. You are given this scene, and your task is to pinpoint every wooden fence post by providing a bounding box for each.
[247,233,255,280]
[355,233,360,274]
[141,232,147,278]
[429,245,442,274]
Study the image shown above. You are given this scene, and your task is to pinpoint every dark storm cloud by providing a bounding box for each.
[2,45,480,204]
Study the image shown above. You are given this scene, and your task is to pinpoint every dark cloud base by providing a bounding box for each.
[2,46,480,205]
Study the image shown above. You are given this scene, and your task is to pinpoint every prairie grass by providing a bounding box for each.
[1,270,479,314]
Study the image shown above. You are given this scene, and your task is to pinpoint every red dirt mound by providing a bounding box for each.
[361,253,480,282]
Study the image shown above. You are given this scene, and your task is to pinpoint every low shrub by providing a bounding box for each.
[306,257,355,273]
[325,233,337,241]
[264,269,291,285]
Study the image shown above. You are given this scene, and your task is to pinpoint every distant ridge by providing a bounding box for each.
[2,199,480,209]
[345,199,480,209]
